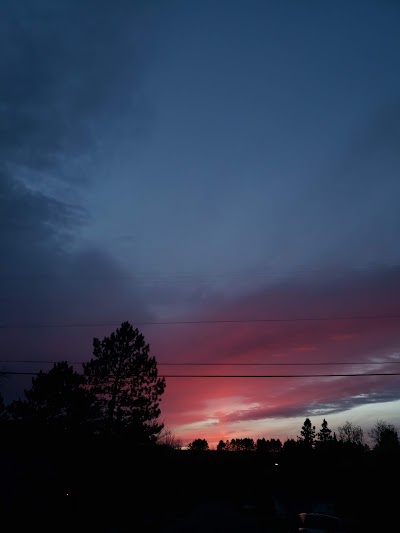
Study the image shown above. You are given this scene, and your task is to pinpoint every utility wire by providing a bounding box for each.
[1,360,400,366]
[0,264,397,281]
[164,373,400,378]
[2,371,400,377]
[1,313,400,330]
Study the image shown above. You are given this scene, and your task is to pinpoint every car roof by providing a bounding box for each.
[299,512,344,531]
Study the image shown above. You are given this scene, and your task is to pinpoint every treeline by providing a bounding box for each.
[1,321,400,458]
[187,417,400,454]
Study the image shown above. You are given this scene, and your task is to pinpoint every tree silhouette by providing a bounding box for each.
[257,437,282,453]
[157,427,183,450]
[217,439,226,451]
[271,438,282,452]
[282,438,297,452]
[369,420,400,452]
[317,418,333,442]
[0,391,7,421]
[230,438,242,451]
[83,321,166,443]
[188,438,209,451]
[7,361,98,431]
[298,417,316,448]
[229,437,255,451]
[256,438,269,452]
[337,420,366,448]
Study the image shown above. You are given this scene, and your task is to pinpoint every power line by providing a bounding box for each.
[0,264,397,281]
[2,371,400,377]
[158,361,400,366]
[1,372,38,375]
[0,360,88,365]
[163,373,400,378]
[1,359,400,366]
[1,313,400,330]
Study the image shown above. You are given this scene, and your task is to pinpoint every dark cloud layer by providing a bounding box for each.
[0,0,150,174]
[0,1,157,400]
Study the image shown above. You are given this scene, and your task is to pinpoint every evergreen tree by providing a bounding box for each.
[7,361,98,431]
[83,321,166,443]
[297,417,316,448]
[317,418,333,442]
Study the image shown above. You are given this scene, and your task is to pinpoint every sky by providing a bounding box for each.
[1,0,400,449]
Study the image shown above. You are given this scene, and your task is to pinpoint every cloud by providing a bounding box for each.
[0,1,156,400]
[0,0,149,177]
[0,170,156,401]
[154,266,400,439]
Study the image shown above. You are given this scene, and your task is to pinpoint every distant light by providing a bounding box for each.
[274,463,279,466]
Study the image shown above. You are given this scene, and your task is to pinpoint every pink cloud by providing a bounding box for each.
[148,266,400,446]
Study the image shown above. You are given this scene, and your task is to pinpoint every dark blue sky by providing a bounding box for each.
[1,0,400,446]
[80,0,400,290]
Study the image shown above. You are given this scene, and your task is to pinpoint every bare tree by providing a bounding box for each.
[369,420,400,451]
[337,421,365,446]
[158,427,183,450]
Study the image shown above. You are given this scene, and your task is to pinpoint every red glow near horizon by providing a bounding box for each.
[149,270,400,447]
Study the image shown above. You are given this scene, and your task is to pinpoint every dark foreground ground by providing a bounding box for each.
[1,438,398,532]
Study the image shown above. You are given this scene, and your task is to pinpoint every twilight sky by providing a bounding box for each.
[1,0,400,448]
